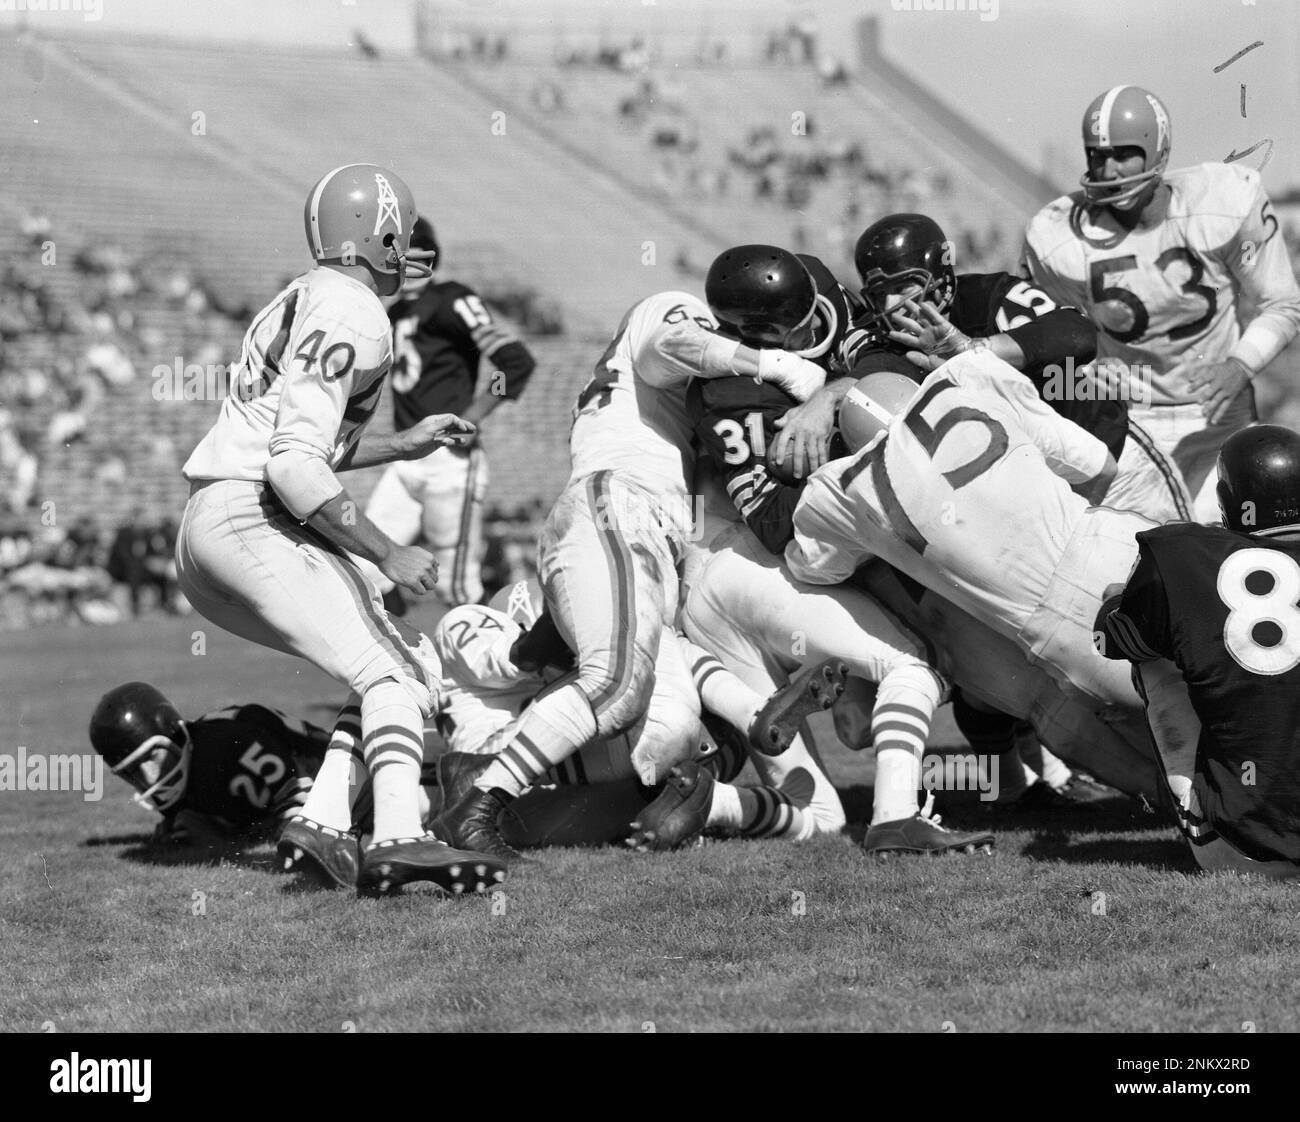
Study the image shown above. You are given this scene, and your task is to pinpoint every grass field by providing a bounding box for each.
[2,613,1298,1033]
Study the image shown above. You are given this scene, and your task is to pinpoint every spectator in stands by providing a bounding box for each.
[0,409,38,514]
[108,507,153,617]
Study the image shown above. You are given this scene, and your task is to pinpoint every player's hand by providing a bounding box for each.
[401,414,477,459]
[1180,357,1252,424]
[772,390,838,480]
[755,349,826,402]
[380,543,439,596]
[887,299,972,372]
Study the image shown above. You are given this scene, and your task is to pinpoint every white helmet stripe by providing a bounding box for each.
[307,163,357,258]
[844,386,897,429]
[1095,85,1128,148]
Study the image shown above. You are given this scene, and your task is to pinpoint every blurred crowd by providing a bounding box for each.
[0,508,182,629]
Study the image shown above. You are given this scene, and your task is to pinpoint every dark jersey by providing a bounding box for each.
[388,280,536,428]
[689,254,855,553]
[846,271,1123,458]
[167,705,329,833]
[1100,523,1300,863]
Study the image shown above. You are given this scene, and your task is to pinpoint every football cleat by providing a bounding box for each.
[626,761,715,852]
[434,786,524,864]
[357,834,506,897]
[436,751,494,813]
[862,810,995,858]
[995,778,1112,812]
[277,816,360,889]
[749,658,849,757]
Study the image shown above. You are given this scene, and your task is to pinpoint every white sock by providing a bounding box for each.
[680,638,764,734]
[707,781,744,830]
[475,685,599,798]
[1038,745,1073,789]
[299,697,363,832]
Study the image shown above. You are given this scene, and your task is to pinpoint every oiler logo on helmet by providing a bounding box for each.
[373,173,403,237]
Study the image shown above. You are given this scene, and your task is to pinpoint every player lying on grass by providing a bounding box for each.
[1097,424,1300,879]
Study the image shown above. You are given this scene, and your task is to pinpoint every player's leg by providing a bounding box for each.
[1105,419,1192,523]
[420,445,488,607]
[438,473,673,859]
[691,542,952,838]
[179,482,501,892]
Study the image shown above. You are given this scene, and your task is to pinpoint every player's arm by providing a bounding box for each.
[448,285,540,430]
[265,328,440,594]
[636,294,826,401]
[784,454,877,584]
[1229,178,1300,371]
[1094,543,1171,663]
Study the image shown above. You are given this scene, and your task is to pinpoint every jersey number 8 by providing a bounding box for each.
[1217,548,1300,676]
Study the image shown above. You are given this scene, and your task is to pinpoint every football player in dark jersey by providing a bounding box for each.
[1097,424,1300,878]
[360,217,538,613]
[89,682,332,848]
[688,245,857,552]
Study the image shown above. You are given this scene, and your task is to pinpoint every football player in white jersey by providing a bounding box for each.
[785,356,1166,799]
[1023,85,1300,520]
[175,164,504,897]
[437,263,830,862]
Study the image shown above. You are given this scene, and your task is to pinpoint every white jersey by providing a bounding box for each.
[432,605,541,754]
[183,268,393,481]
[568,291,719,498]
[785,350,1109,639]
[1023,163,1300,405]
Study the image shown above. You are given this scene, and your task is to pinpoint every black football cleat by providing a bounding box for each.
[626,761,715,852]
[434,786,524,864]
[862,812,995,858]
[277,816,360,889]
[749,658,849,757]
[357,834,506,897]
[436,751,493,811]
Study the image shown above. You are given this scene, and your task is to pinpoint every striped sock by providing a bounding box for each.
[737,785,809,840]
[871,665,943,825]
[680,638,763,736]
[474,684,599,798]
[299,697,363,832]
[362,680,427,842]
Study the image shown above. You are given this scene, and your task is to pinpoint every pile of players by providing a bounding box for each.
[89,84,1300,892]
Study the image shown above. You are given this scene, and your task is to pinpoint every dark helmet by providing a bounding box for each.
[89,682,191,812]
[705,245,818,349]
[853,213,956,330]
[1216,425,1300,534]
[408,215,440,270]
[399,216,440,297]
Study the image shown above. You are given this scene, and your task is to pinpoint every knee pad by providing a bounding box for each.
[581,655,655,740]
[364,671,436,718]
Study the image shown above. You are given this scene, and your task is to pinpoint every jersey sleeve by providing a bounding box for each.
[1098,540,1171,662]
[627,292,725,388]
[441,282,539,400]
[784,453,876,585]
[992,361,1110,484]
[1221,171,1300,373]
